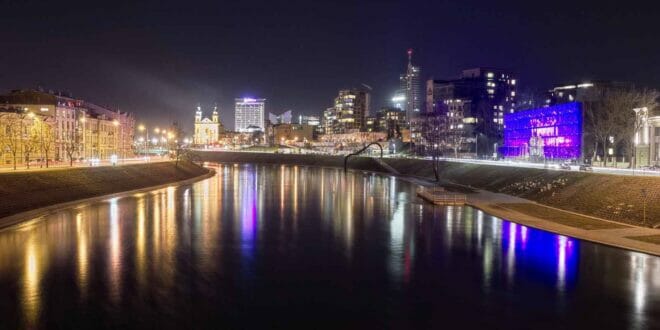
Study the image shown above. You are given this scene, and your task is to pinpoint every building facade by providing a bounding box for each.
[269,110,292,125]
[0,89,134,166]
[500,102,583,161]
[410,99,471,157]
[194,105,225,145]
[324,89,370,135]
[424,68,517,156]
[235,98,266,132]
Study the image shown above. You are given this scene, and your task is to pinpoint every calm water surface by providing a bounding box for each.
[0,163,659,329]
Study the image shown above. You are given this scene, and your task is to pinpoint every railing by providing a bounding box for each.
[344,142,383,173]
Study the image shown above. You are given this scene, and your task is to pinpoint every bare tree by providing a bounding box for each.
[618,89,660,168]
[22,123,40,169]
[0,113,25,170]
[38,117,56,168]
[584,95,623,166]
[63,129,79,166]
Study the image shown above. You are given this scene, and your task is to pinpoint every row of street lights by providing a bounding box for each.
[135,124,190,159]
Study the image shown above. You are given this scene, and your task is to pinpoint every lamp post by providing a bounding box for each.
[138,124,147,159]
[80,116,87,160]
[608,135,614,167]
[474,133,478,158]
[113,119,120,162]
[641,188,648,226]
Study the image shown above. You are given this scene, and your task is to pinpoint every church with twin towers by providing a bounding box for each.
[193,104,225,145]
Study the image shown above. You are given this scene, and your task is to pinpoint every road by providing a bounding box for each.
[0,156,170,173]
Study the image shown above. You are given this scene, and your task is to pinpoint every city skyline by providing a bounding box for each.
[1,1,658,132]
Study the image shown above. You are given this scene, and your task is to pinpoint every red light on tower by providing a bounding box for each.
[407,48,413,56]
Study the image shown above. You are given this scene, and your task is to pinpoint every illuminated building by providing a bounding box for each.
[424,68,517,156]
[375,107,406,139]
[324,89,370,134]
[0,89,135,163]
[400,49,421,119]
[322,107,336,135]
[500,102,583,161]
[235,98,266,132]
[268,110,292,125]
[298,115,320,126]
[194,105,225,145]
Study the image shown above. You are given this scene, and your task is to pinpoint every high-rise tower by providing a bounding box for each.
[399,49,421,120]
[235,98,266,132]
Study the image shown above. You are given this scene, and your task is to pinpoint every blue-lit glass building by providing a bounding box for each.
[500,102,582,161]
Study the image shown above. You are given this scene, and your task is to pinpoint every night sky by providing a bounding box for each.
[1,0,658,132]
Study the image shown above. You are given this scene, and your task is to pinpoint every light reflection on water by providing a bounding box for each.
[0,163,658,328]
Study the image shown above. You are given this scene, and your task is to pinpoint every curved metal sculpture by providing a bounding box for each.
[344,142,383,172]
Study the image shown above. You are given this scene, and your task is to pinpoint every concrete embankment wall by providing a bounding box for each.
[195,151,659,227]
[195,151,391,173]
[0,161,210,220]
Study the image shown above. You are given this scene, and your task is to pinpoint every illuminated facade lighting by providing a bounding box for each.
[501,102,583,160]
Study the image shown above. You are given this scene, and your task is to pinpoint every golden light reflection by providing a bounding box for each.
[22,234,41,327]
[76,213,88,299]
[109,198,121,303]
[136,196,147,290]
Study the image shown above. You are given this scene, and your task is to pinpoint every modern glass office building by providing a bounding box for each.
[501,102,582,161]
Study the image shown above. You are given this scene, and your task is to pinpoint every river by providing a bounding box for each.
[0,163,658,329]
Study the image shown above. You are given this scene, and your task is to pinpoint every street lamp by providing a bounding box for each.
[113,120,120,162]
[138,124,148,159]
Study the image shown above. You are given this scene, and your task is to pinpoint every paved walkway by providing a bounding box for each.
[466,189,660,256]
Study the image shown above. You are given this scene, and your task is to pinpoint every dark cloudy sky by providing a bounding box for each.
[0,0,658,132]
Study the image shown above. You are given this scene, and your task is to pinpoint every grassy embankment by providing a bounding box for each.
[382,158,659,227]
[0,161,210,220]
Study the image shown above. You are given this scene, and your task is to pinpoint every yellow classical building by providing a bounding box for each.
[193,105,225,145]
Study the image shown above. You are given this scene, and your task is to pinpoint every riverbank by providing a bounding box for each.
[0,161,211,228]
[195,150,660,256]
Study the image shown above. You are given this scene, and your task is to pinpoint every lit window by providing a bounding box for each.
[511,79,516,85]
[487,72,494,78]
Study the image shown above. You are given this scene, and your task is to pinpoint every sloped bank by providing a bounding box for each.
[381,158,659,227]
[0,161,211,226]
